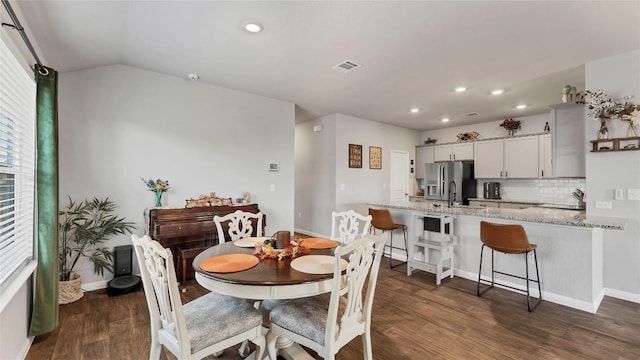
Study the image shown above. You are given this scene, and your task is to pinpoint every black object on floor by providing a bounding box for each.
[107,244,142,296]
[107,274,142,296]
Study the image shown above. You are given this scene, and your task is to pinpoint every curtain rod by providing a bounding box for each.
[2,0,48,74]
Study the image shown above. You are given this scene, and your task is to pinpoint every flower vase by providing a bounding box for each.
[155,192,163,207]
[598,118,609,140]
[626,121,638,137]
[507,129,515,136]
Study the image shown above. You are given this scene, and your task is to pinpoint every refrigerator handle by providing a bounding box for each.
[440,164,445,197]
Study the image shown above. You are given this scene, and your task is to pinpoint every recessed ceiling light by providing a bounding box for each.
[491,89,504,95]
[516,104,527,109]
[244,22,263,33]
[410,108,419,113]
[455,87,467,93]
[441,118,450,122]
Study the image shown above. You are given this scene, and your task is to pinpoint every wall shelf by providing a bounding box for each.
[591,137,640,152]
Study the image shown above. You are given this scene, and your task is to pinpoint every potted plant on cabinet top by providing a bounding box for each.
[59,196,135,304]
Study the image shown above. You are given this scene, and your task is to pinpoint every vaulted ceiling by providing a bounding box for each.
[14,1,640,130]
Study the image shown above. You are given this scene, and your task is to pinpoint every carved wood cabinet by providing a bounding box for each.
[146,204,264,281]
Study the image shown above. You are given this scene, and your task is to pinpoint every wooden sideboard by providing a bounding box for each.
[146,204,265,280]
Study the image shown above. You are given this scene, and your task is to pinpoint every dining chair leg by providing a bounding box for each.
[266,329,278,360]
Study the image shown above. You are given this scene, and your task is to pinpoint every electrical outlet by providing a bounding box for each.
[298,212,302,219]
[628,188,640,201]
[339,184,345,191]
[595,201,612,209]
[270,184,275,192]
[615,189,624,200]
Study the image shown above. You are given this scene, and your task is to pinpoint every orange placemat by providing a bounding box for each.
[299,238,340,249]
[200,254,259,273]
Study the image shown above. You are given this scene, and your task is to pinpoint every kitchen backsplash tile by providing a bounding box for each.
[476,179,586,205]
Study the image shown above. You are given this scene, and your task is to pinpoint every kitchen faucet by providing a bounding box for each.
[448,180,457,208]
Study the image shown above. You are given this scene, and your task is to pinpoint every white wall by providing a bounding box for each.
[294,115,337,235]
[295,114,420,236]
[585,49,640,300]
[334,114,420,214]
[59,64,296,285]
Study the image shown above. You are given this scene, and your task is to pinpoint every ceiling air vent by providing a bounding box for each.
[332,60,361,73]
[463,112,479,117]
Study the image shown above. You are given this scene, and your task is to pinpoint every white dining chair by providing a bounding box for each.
[214,210,263,243]
[330,210,372,244]
[131,234,265,360]
[266,234,386,360]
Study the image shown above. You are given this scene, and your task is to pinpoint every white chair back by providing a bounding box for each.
[214,210,263,242]
[326,234,386,355]
[330,210,372,244]
[132,234,190,358]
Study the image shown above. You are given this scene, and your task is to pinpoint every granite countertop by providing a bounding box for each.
[369,201,627,230]
[466,198,585,210]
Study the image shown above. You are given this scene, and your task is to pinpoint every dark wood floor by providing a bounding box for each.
[27,259,640,360]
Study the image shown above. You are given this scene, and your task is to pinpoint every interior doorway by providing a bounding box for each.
[390,150,409,202]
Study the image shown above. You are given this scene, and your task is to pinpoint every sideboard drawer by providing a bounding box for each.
[154,221,216,238]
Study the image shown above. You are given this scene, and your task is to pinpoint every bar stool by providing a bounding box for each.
[476,221,542,312]
[368,208,407,268]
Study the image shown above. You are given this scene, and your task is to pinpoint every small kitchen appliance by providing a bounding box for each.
[484,182,501,200]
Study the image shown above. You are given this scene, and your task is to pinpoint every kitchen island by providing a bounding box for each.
[369,201,628,313]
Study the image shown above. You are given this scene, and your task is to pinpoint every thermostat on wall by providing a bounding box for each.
[269,162,280,172]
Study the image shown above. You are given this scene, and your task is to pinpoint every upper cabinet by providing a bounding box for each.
[474,136,539,179]
[549,103,585,177]
[504,136,539,178]
[434,143,474,161]
[415,146,434,178]
[539,134,552,178]
[474,140,503,178]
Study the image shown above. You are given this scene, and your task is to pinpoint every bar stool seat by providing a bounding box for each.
[369,208,408,268]
[476,221,542,312]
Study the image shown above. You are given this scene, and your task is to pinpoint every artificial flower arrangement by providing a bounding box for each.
[185,192,233,208]
[585,90,638,137]
[254,238,310,260]
[141,177,170,207]
[499,118,521,131]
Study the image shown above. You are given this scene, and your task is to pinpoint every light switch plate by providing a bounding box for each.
[629,188,640,201]
[615,189,624,200]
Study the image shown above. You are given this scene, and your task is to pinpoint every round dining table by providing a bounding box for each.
[193,240,337,300]
[193,239,339,360]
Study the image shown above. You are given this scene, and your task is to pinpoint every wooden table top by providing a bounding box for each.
[193,241,336,286]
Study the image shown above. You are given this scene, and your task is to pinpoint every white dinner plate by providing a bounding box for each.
[233,236,270,248]
[290,255,348,275]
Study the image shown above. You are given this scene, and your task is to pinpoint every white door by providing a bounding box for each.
[390,150,409,202]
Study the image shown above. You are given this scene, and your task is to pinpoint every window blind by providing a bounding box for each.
[0,37,36,286]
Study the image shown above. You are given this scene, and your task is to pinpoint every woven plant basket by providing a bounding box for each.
[59,272,84,304]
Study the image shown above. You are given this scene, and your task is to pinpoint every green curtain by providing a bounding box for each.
[29,65,59,337]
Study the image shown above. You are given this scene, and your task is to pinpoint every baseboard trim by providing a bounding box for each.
[454,269,599,313]
[81,280,108,292]
[603,288,640,304]
[18,336,33,360]
[293,228,329,239]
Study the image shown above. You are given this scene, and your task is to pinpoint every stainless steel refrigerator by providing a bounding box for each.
[424,161,476,204]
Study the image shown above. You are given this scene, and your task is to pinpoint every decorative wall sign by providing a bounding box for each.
[369,146,382,169]
[349,144,363,168]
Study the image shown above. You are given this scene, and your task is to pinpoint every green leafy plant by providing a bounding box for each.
[59,196,135,281]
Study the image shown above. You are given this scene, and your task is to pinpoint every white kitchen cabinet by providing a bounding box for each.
[434,143,474,161]
[504,136,539,178]
[474,140,504,178]
[550,103,585,177]
[539,134,552,178]
[415,146,434,179]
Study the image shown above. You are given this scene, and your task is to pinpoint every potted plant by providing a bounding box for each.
[59,196,135,304]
